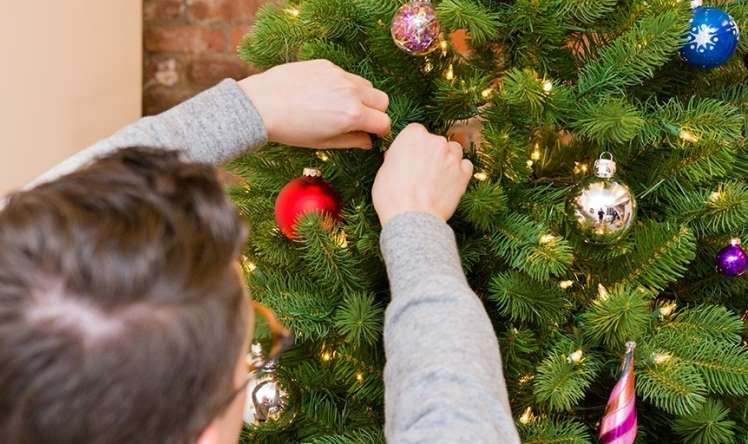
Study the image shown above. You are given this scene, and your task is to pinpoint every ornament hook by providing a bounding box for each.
[593,152,616,179]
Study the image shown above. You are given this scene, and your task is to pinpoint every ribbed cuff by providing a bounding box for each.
[380,212,467,296]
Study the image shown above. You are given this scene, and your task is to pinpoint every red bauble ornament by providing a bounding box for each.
[275,169,341,239]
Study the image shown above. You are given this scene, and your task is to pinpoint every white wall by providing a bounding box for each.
[0,2,142,195]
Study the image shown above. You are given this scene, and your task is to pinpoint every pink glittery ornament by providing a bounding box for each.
[391,0,441,56]
[599,341,637,444]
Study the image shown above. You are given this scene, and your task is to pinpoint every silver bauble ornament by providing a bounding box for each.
[566,153,636,244]
[243,344,296,426]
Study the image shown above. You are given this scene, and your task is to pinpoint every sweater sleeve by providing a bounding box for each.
[380,212,520,444]
[23,79,267,191]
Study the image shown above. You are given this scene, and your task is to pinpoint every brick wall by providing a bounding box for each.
[143,0,269,115]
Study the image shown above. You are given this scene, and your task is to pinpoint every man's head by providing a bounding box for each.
[0,148,251,444]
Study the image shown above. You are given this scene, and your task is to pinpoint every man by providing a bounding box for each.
[0,60,519,443]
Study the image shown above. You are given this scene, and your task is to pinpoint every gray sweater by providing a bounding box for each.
[17,80,520,444]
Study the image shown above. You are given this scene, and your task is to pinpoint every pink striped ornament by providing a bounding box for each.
[599,341,637,444]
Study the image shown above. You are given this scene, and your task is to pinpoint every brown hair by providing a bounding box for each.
[0,148,249,444]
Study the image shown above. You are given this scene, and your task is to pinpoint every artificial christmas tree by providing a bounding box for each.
[231,0,748,442]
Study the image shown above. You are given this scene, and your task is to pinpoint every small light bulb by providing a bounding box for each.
[539,234,556,244]
[316,151,329,162]
[580,164,588,173]
[542,80,553,93]
[679,129,699,143]
[709,191,722,202]
[531,149,541,161]
[481,88,494,99]
[653,353,672,365]
[336,232,349,249]
[597,284,609,302]
[519,407,534,424]
[440,39,449,55]
[473,171,489,181]
[240,256,257,273]
[526,160,534,168]
[356,372,364,382]
[285,7,300,16]
[321,352,332,362]
[444,64,454,81]
[559,280,574,289]
[660,301,677,317]
[568,349,584,364]
[518,374,534,385]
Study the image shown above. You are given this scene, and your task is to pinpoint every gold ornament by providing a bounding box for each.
[566,153,636,244]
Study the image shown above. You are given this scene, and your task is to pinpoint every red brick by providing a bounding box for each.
[144,0,185,22]
[230,25,251,51]
[144,26,228,53]
[190,53,255,86]
[187,0,258,22]
[143,85,197,116]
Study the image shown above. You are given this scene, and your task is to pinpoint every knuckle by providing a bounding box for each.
[343,80,359,93]
[344,104,363,123]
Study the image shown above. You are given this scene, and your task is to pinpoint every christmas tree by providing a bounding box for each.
[231,0,748,442]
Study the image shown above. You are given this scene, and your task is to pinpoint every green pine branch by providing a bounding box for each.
[333,293,384,348]
[436,0,502,45]
[673,399,737,444]
[637,359,708,416]
[576,7,688,97]
[302,428,384,444]
[533,337,601,412]
[297,213,368,293]
[557,0,618,25]
[489,271,569,326]
[519,416,592,444]
[580,285,653,350]
[300,0,367,42]
[611,222,697,291]
[458,180,509,231]
[492,213,574,281]
[570,96,645,144]
[238,3,306,69]
[667,182,748,236]
[661,305,744,345]
[250,270,337,340]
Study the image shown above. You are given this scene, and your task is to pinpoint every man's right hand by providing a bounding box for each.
[239,60,391,150]
[372,124,474,226]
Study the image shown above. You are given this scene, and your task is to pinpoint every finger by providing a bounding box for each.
[356,107,391,137]
[322,132,373,149]
[361,88,390,112]
[346,72,374,90]
[429,135,449,154]
[461,158,474,178]
[403,123,427,134]
[447,141,464,159]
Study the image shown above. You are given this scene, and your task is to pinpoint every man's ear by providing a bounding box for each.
[195,421,221,444]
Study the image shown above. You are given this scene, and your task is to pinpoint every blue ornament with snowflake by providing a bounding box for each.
[680,6,740,69]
